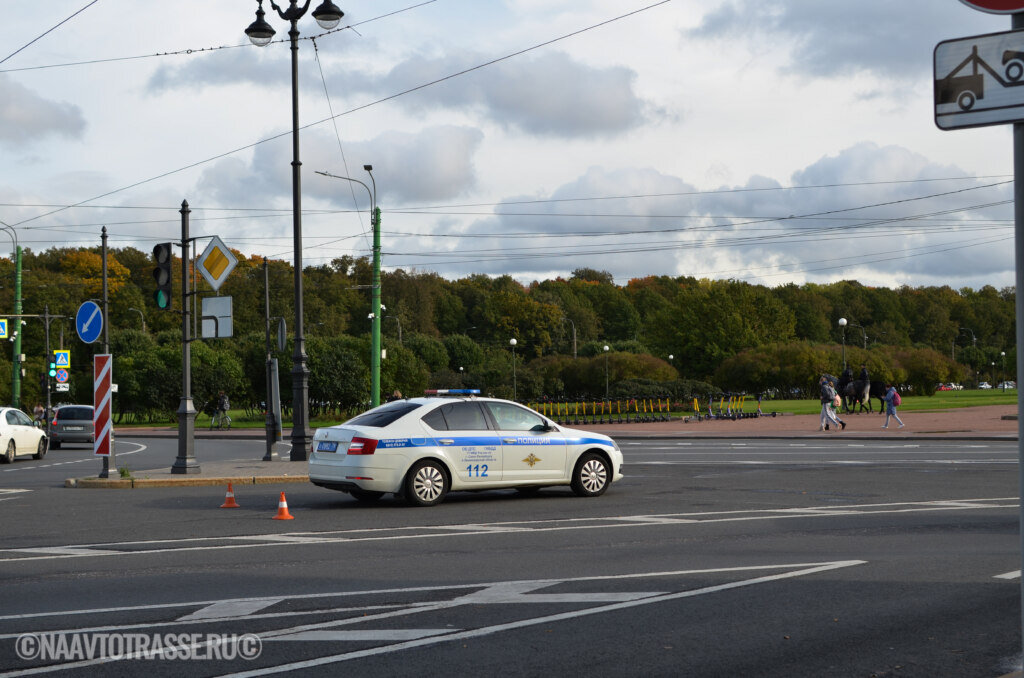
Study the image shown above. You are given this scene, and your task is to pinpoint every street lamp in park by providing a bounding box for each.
[838,318,847,370]
[510,338,517,401]
[244,0,344,460]
[604,345,610,400]
[1002,351,1007,390]
[127,307,146,332]
[315,166,382,405]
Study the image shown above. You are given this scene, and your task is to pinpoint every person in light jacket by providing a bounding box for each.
[882,384,904,429]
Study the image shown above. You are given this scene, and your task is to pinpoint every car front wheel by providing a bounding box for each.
[404,460,448,507]
[34,437,47,460]
[571,452,610,497]
[2,439,14,464]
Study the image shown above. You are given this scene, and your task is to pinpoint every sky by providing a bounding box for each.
[0,0,1021,291]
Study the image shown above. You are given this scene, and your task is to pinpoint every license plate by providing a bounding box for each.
[316,441,339,452]
[65,426,85,431]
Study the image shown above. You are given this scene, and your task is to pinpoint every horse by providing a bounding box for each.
[843,379,871,413]
[869,381,887,414]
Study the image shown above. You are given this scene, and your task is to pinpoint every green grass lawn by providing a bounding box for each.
[754,388,1017,416]
[120,388,1018,428]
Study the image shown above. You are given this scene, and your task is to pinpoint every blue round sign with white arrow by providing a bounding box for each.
[76,301,103,344]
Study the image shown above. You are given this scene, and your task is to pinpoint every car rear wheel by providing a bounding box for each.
[34,438,47,460]
[350,489,384,503]
[404,460,448,507]
[50,440,61,450]
[571,452,610,497]
[2,440,14,464]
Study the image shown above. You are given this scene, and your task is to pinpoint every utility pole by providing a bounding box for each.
[371,205,381,407]
[171,200,199,474]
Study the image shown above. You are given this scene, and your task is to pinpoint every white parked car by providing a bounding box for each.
[309,391,624,506]
[979,381,992,389]
[0,407,48,463]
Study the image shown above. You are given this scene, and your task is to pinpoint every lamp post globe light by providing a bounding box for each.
[837,318,848,370]
[510,338,517,401]
[244,0,344,460]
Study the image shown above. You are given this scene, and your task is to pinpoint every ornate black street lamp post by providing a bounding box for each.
[244,0,343,460]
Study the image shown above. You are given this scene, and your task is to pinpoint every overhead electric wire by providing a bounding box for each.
[6,0,674,234]
[0,1,438,73]
[0,0,100,66]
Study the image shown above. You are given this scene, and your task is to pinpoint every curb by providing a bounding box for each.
[66,475,309,489]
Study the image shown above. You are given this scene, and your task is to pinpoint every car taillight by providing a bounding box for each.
[347,437,378,455]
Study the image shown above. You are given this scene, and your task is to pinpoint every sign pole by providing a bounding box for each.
[1013,9,1024,669]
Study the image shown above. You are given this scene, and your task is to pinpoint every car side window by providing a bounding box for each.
[5,411,17,426]
[12,410,32,426]
[484,402,546,431]
[421,408,448,431]
[440,402,489,430]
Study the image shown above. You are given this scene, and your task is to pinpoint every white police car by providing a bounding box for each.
[309,390,623,506]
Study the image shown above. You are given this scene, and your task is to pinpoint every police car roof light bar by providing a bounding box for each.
[424,389,481,396]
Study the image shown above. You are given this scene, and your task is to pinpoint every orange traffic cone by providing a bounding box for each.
[220,483,240,508]
[272,491,294,520]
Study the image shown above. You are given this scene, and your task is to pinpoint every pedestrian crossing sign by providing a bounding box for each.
[0,319,6,339]
[54,350,70,368]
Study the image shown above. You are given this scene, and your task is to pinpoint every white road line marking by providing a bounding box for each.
[270,629,457,642]
[995,570,1021,580]
[177,599,285,621]
[0,499,1014,564]
[220,561,868,677]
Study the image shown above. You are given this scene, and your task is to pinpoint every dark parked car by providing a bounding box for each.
[49,405,94,449]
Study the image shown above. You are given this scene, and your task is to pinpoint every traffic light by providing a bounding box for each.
[152,243,173,310]
[48,360,56,378]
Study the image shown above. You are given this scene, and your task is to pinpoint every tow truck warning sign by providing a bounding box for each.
[935,29,1024,130]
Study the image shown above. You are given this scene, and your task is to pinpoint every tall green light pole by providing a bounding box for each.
[314,167,381,406]
[367,166,381,407]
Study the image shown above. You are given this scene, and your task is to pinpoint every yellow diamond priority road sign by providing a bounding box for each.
[196,236,238,292]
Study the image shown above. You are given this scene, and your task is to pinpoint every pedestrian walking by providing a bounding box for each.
[819,375,846,431]
[882,383,905,429]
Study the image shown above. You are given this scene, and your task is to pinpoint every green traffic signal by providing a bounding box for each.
[152,242,173,311]
[48,361,56,378]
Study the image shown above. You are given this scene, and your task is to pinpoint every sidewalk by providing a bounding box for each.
[67,405,1019,488]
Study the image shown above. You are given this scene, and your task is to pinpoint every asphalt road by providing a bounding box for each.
[0,436,1021,677]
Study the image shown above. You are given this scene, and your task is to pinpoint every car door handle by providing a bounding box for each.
[502,438,517,444]
[438,438,455,445]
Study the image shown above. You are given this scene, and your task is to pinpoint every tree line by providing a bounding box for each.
[0,247,1013,421]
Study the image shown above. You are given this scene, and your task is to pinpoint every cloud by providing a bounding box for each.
[383,143,1013,289]
[0,74,86,149]
[340,50,646,137]
[686,0,996,80]
[194,125,484,207]
[149,47,647,138]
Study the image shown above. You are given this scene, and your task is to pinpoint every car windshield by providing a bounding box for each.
[346,401,422,427]
[57,407,92,420]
